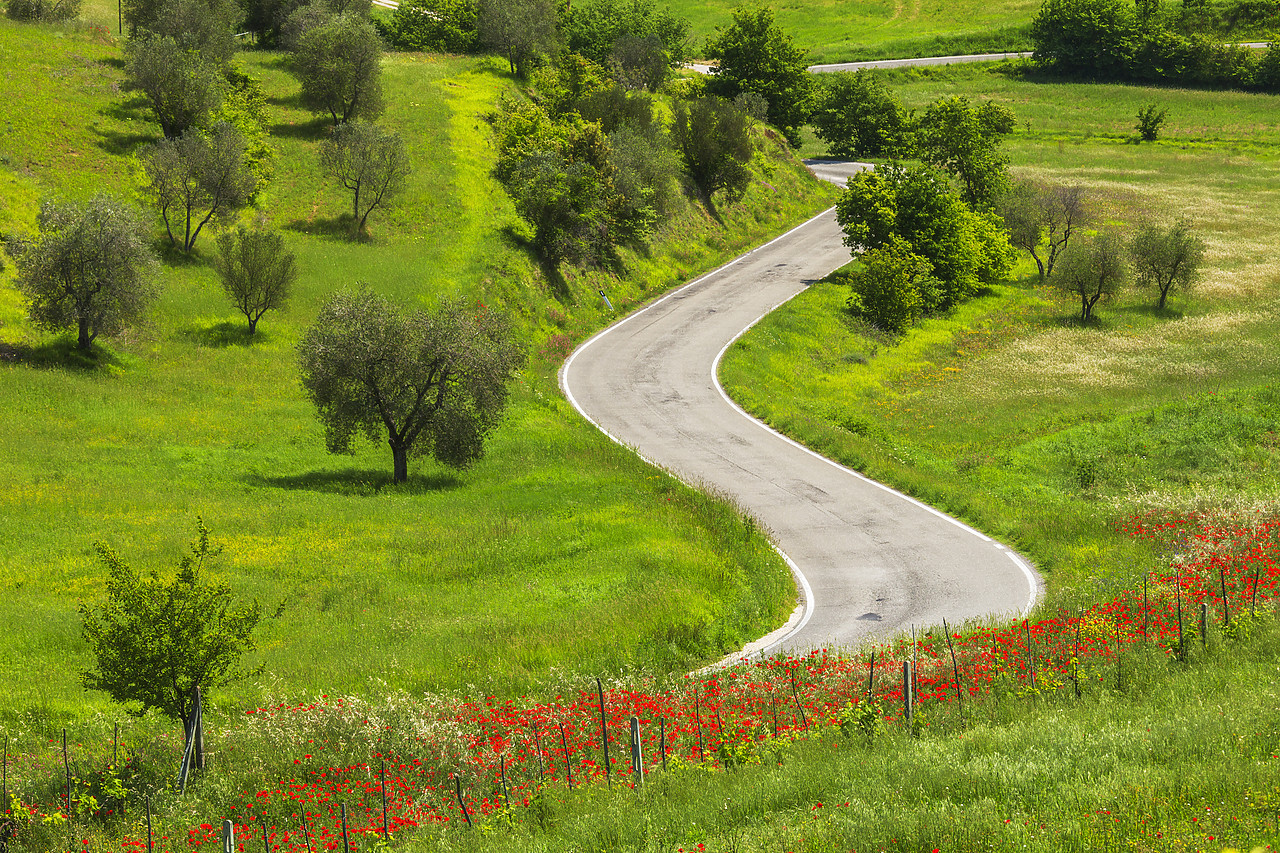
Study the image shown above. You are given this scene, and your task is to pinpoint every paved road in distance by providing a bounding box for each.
[561,161,1040,661]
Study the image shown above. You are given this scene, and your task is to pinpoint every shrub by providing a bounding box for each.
[1136,103,1167,141]
[5,0,80,20]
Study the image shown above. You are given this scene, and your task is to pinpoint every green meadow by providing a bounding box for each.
[729,62,1280,608]
[0,20,836,726]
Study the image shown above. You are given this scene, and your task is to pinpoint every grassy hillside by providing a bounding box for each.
[0,19,836,726]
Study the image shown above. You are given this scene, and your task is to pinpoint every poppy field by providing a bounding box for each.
[4,509,1277,853]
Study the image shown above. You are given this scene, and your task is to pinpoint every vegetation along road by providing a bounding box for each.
[562,161,1040,661]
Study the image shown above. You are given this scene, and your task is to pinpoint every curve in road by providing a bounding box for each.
[561,161,1040,664]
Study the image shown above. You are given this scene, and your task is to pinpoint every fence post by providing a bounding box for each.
[942,619,964,726]
[629,716,643,784]
[790,668,808,732]
[558,723,573,790]
[659,717,667,773]
[340,802,353,851]
[62,730,71,821]
[451,778,472,830]
[902,661,913,733]
[1024,621,1036,694]
[220,820,233,853]
[596,678,612,787]
[380,758,388,840]
[1200,600,1209,648]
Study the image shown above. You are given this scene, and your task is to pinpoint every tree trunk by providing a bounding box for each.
[78,316,92,351]
[1157,286,1169,311]
[247,314,258,336]
[391,443,408,483]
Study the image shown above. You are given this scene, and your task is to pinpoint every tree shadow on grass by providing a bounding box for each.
[179,320,255,348]
[94,98,159,156]
[251,468,464,496]
[0,338,123,371]
[285,214,357,241]
[270,115,331,141]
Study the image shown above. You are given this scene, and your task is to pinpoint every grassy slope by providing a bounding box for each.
[0,21,835,725]
[727,64,1280,604]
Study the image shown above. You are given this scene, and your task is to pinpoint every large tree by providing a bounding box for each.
[125,34,226,139]
[1029,0,1139,79]
[836,163,1013,312]
[14,195,158,353]
[1054,232,1127,323]
[299,289,525,482]
[145,122,255,253]
[915,96,1015,208]
[1130,218,1205,310]
[671,95,754,206]
[319,119,412,238]
[80,519,264,770]
[998,180,1087,280]
[810,70,913,160]
[704,5,812,147]
[292,14,385,125]
[213,225,297,335]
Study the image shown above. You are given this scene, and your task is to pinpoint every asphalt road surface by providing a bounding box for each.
[561,161,1040,662]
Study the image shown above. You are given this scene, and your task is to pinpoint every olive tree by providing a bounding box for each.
[298,288,525,483]
[478,0,559,78]
[213,225,297,335]
[1130,218,1205,310]
[292,14,385,125]
[14,195,158,353]
[998,180,1087,280]
[145,122,255,253]
[319,119,411,238]
[1054,232,1127,323]
[125,34,226,139]
[80,519,264,770]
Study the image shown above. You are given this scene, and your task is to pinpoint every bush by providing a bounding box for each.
[377,0,478,52]
[5,0,80,20]
[840,237,938,334]
[1136,103,1167,140]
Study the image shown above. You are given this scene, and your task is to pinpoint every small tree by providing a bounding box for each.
[213,225,297,335]
[477,0,559,78]
[998,180,1087,280]
[1130,218,1205,310]
[319,120,412,238]
[292,14,385,125]
[135,0,243,63]
[80,519,264,770]
[1054,232,1127,323]
[671,96,754,206]
[125,34,226,139]
[145,122,255,253]
[14,195,158,353]
[843,236,939,334]
[1136,103,1167,141]
[810,70,912,160]
[704,5,813,147]
[298,288,525,483]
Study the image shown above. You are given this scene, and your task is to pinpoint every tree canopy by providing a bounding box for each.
[125,34,226,139]
[145,122,255,253]
[14,195,158,352]
[915,96,1015,208]
[477,0,559,78]
[998,180,1087,280]
[319,119,412,238]
[298,289,526,483]
[705,5,812,146]
[1053,232,1127,322]
[292,14,385,125]
[671,95,754,206]
[1130,218,1205,310]
[80,519,264,767]
[214,224,297,335]
[810,71,913,160]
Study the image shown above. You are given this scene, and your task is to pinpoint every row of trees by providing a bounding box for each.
[1030,0,1280,89]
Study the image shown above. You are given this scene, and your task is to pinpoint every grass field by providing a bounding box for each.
[0,19,837,728]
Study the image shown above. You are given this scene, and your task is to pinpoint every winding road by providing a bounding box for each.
[560,161,1040,662]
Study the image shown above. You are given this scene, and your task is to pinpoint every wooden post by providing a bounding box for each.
[452,778,472,830]
[771,696,778,738]
[866,650,875,701]
[790,668,808,732]
[714,706,724,752]
[1143,575,1150,642]
[629,716,643,784]
[380,759,388,840]
[532,729,544,783]
[261,811,270,853]
[902,661,913,733]
[1175,567,1186,661]
[1024,621,1036,693]
[299,811,313,853]
[1251,556,1261,616]
[596,678,611,787]
[1073,610,1083,699]
[340,802,352,851]
[113,723,119,769]
[558,723,573,790]
[1115,617,1123,691]
[63,729,71,821]
[1200,600,1209,648]
[693,687,705,763]
[659,717,667,773]
[499,756,510,809]
[1220,564,1230,627]
[220,819,232,853]
[193,686,204,772]
[942,620,965,725]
